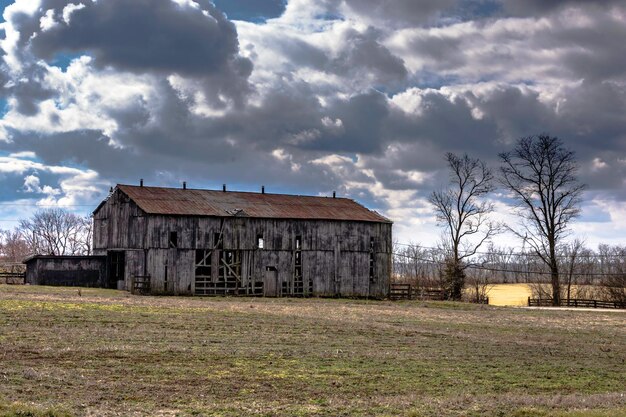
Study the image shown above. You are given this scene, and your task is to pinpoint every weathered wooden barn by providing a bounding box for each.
[92,184,392,298]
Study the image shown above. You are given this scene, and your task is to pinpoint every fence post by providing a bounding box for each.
[528,296,531,306]
[594,300,597,308]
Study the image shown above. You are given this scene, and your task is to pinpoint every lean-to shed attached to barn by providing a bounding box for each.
[92,184,392,298]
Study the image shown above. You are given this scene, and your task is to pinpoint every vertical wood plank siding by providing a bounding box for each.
[93,189,391,297]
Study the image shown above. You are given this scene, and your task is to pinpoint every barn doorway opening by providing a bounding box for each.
[107,251,125,289]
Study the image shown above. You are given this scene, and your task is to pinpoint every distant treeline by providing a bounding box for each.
[393,241,626,304]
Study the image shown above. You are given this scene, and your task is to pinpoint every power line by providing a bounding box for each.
[394,242,626,259]
[0,203,99,207]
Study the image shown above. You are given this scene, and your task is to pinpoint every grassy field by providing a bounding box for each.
[0,285,624,417]
[487,284,532,306]
[486,284,609,307]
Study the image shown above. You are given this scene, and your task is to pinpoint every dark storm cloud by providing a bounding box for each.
[465,87,556,143]
[304,91,391,153]
[555,80,626,152]
[501,0,625,16]
[458,82,626,199]
[30,0,247,77]
[525,7,626,82]
[1,126,347,197]
[0,0,253,112]
[8,65,56,116]
[330,28,408,85]
[396,92,499,152]
[403,34,466,71]
[273,37,329,70]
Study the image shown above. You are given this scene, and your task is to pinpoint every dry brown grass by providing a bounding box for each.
[0,285,624,416]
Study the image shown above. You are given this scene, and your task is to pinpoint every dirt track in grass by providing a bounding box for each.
[0,285,624,416]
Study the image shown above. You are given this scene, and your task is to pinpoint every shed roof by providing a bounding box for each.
[114,184,391,223]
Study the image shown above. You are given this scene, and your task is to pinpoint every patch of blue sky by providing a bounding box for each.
[213,0,286,23]
[49,52,86,71]
[0,98,8,117]
[0,0,12,23]
[579,203,612,223]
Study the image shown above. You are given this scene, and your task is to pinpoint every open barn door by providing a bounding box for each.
[107,251,125,289]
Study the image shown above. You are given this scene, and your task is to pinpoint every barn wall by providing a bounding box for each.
[24,256,107,287]
[94,195,392,298]
[93,189,147,253]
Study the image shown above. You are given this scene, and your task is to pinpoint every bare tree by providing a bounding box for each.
[499,134,585,305]
[429,153,501,300]
[597,244,626,305]
[18,209,92,256]
[0,229,30,262]
[465,269,493,304]
[559,239,593,304]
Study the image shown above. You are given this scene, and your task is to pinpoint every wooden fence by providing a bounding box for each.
[390,284,445,301]
[528,297,625,309]
[132,275,151,295]
[0,272,25,285]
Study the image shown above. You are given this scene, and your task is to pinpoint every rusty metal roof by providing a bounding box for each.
[116,185,392,223]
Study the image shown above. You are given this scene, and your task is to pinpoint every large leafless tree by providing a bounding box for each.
[429,153,501,300]
[499,134,585,305]
[18,209,93,256]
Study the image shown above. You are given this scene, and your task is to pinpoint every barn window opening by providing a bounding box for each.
[169,231,178,248]
[295,235,302,250]
[257,234,264,249]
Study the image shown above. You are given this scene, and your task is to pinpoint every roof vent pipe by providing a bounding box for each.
[223,184,227,192]
[183,181,187,190]
[261,185,265,194]
[333,191,336,198]
[140,179,144,187]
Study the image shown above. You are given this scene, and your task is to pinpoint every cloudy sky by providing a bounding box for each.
[0,0,625,248]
